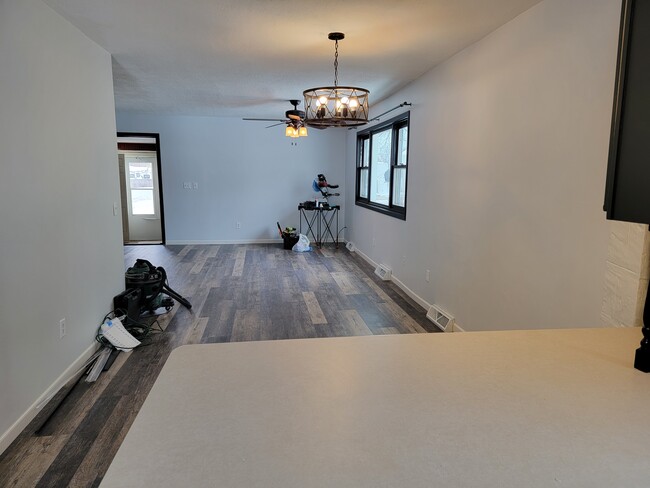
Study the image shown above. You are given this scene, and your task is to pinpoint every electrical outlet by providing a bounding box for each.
[372,237,376,247]
[193,182,198,190]
[426,270,430,282]
[59,318,66,339]
[236,222,241,229]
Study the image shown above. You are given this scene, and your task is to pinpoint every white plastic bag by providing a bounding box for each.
[292,234,311,252]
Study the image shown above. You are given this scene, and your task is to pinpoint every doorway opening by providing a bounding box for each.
[117,133,165,245]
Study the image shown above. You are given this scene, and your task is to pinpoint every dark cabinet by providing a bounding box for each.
[604,0,650,224]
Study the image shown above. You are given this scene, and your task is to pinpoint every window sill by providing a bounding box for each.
[355,200,406,220]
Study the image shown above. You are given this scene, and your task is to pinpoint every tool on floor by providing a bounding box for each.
[123,259,192,316]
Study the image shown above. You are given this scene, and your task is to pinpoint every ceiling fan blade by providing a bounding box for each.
[265,122,286,129]
[242,118,287,122]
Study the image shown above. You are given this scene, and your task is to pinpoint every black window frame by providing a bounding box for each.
[355,112,410,220]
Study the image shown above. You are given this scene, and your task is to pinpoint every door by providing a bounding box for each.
[122,151,162,242]
[117,132,165,245]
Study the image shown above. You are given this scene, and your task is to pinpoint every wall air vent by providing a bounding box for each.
[374,264,392,281]
[426,305,455,332]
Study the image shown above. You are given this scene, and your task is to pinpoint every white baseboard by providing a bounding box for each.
[0,342,100,455]
[166,239,282,245]
[354,246,467,332]
[391,275,432,311]
[452,323,466,332]
[354,247,378,269]
[354,248,433,313]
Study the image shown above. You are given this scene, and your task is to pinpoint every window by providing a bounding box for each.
[356,112,409,219]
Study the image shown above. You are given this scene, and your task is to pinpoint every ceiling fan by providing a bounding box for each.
[243,99,311,138]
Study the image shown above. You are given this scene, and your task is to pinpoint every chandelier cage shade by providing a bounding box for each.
[303,87,370,127]
[303,32,370,128]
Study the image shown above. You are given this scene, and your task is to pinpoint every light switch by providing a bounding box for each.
[183,182,191,189]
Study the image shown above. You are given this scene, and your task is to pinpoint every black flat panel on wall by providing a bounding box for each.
[604,0,650,224]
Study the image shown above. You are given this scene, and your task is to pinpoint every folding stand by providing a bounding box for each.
[298,204,340,248]
[298,205,321,245]
[320,206,339,247]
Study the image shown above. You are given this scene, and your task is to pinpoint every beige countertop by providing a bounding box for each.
[101,327,650,487]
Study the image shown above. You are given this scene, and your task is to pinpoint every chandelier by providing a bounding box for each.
[303,32,369,128]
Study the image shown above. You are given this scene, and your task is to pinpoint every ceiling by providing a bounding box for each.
[43,0,543,119]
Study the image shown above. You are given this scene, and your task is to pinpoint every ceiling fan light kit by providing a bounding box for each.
[303,32,370,128]
[285,99,308,138]
[285,124,308,138]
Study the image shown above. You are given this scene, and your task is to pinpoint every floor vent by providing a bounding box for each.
[346,241,355,252]
[374,264,392,281]
[427,305,455,332]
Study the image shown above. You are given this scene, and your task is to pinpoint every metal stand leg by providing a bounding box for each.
[321,208,338,248]
[299,208,319,246]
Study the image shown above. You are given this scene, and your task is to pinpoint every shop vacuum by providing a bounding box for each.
[114,259,191,325]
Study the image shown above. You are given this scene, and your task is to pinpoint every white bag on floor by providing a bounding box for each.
[292,234,311,252]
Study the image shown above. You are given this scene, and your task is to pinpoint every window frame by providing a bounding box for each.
[355,112,410,220]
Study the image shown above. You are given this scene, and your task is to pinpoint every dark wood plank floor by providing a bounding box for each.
[0,244,438,487]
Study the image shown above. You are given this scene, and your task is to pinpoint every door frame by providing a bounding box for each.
[117,132,166,245]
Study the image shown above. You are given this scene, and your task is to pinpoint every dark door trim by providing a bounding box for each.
[117,132,166,245]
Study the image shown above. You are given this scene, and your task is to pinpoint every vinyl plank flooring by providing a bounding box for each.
[338,309,373,336]
[202,298,236,343]
[205,245,220,259]
[184,317,210,345]
[0,434,71,488]
[1,243,437,487]
[35,396,121,488]
[232,247,246,277]
[66,395,138,488]
[330,271,362,295]
[302,291,328,325]
[189,249,208,274]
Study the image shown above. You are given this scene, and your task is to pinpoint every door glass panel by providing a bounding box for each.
[129,161,154,215]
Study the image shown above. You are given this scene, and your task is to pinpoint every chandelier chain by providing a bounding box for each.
[334,39,339,87]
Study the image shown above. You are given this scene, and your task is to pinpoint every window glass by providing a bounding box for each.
[359,169,369,198]
[392,167,406,208]
[362,138,370,167]
[369,129,391,206]
[397,126,408,165]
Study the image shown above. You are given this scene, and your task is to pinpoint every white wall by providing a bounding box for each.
[116,113,347,244]
[0,0,124,451]
[345,0,621,331]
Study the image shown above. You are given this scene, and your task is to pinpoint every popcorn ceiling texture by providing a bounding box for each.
[602,221,650,327]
